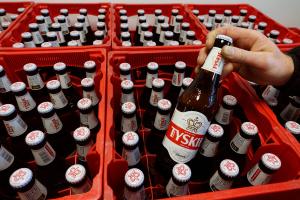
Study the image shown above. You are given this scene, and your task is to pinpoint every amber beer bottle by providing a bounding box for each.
[0,65,15,105]
[73,127,94,164]
[157,35,232,178]
[81,78,99,114]
[122,131,142,169]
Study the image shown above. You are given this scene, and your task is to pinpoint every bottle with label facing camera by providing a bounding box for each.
[70,31,82,46]
[40,9,52,27]
[57,15,70,42]
[122,131,142,169]
[29,23,44,47]
[36,15,48,40]
[123,168,145,200]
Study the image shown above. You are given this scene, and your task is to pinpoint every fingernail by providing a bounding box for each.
[223,46,234,57]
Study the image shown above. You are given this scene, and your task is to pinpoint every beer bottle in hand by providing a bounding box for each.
[123,168,145,200]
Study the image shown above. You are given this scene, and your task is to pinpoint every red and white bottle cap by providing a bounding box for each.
[137,9,145,15]
[57,15,66,22]
[220,159,239,178]
[98,15,105,20]
[285,121,300,135]
[23,63,37,72]
[18,7,25,13]
[157,15,165,22]
[147,62,158,71]
[182,77,193,87]
[46,32,57,38]
[240,9,247,15]
[248,15,256,22]
[282,38,293,44]
[172,163,191,183]
[120,16,128,22]
[146,41,156,46]
[168,41,179,46]
[97,22,105,29]
[95,30,104,37]
[9,168,33,189]
[65,164,86,184]
[119,63,131,71]
[192,9,199,15]
[12,42,24,48]
[93,40,103,45]
[171,9,179,15]
[68,41,78,47]
[41,42,52,48]
[51,23,61,29]
[84,60,96,70]
[10,82,26,93]
[0,65,4,73]
[157,99,171,111]
[261,153,281,171]
[121,102,136,114]
[98,8,106,14]
[35,15,45,22]
[46,80,61,90]
[120,23,129,29]
[81,78,94,88]
[53,62,66,71]
[224,9,232,16]
[77,98,92,110]
[0,104,16,117]
[41,9,49,15]
[209,9,216,15]
[208,124,224,138]
[193,40,202,45]
[155,9,162,15]
[125,168,144,188]
[119,9,127,16]
[175,61,186,70]
[25,130,45,146]
[73,127,91,142]
[241,122,258,136]
[223,95,237,106]
[121,80,134,90]
[37,102,54,114]
[152,78,165,89]
[79,8,87,14]
[122,131,139,147]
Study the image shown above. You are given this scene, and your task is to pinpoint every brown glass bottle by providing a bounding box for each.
[81,78,99,114]
[156,35,232,179]
[0,65,16,106]
[79,8,93,45]
[73,127,94,166]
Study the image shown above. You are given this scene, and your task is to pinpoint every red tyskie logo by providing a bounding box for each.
[213,51,222,70]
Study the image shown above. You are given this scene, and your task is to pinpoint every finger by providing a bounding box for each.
[222,63,239,77]
[197,48,208,66]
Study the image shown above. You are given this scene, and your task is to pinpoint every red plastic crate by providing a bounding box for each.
[0,3,112,51]
[104,49,300,200]
[111,3,207,50]
[185,4,300,49]
[289,27,300,36]
[0,48,106,200]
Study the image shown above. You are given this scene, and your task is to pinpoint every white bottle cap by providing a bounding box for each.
[121,31,130,38]
[172,163,191,183]
[52,23,61,29]
[172,9,179,15]
[209,9,216,15]
[223,95,237,106]
[208,124,224,138]
[147,62,158,71]
[119,9,127,15]
[98,8,106,14]
[9,168,33,189]
[224,9,232,16]
[68,41,78,46]
[175,61,186,70]
[60,9,68,14]
[23,63,37,72]
[192,9,199,15]
[81,78,94,88]
[65,164,87,184]
[40,9,49,15]
[11,82,26,93]
[121,80,134,90]
[79,8,87,14]
[77,98,92,110]
[84,60,96,70]
[122,41,132,47]
[35,15,45,22]
[285,121,300,135]
[248,15,256,22]
[122,131,139,146]
[146,41,156,46]
[155,9,162,15]
[282,38,293,44]
[46,80,60,90]
[220,159,239,178]
[46,31,57,38]
[241,122,258,136]
[25,130,45,146]
[93,40,103,45]
[121,102,136,114]
[119,63,131,71]
[98,14,105,20]
[193,40,202,45]
[120,16,128,22]
[0,104,16,117]
[261,153,281,171]
[41,42,52,48]
[73,127,91,142]
[37,102,54,114]
[169,41,179,46]
[152,78,165,89]
[240,9,248,15]
[12,42,24,48]
[53,62,66,71]
[137,9,145,15]
[21,32,32,39]
[17,7,25,13]
[125,168,144,188]
[157,99,171,111]
[182,77,193,87]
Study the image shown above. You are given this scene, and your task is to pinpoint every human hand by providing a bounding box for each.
[196,26,294,86]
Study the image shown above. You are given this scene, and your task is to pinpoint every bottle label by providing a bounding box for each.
[71,178,92,195]
[140,31,145,44]
[57,73,71,89]
[83,91,99,106]
[174,23,181,34]
[159,30,165,43]
[0,146,14,171]
[172,72,184,87]
[32,31,44,44]
[121,93,135,105]
[209,170,232,191]
[56,31,66,43]
[86,72,96,80]
[202,47,224,75]
[49,91,68,109]
[80,112,99,130]
[122,147,141,166]
[124,186,145,200]
[199,138,219,157]
[230,132,252,154]
[0,75,12,93]
[247,163,272,186]
[137,24,142,34]
[31,142,56,166]
[162,108,209,163]
[44,16,52,25]
[156,24,161,34]
[154,113,170,131]
[18,179,47,200]
[166,178,188,197]
[42,113,63,134]
[60,22,69,34]
[27,74,44,90]
[24,41,36,48]
[16,93,36,112]
[4,115,28,137]
[38,23,48,35]
[149,91,163,107]
[170,16,176,26]
[77,141,93,162]
[179,30,187,43]
[145,73,158,88]
[121,116,138,133]
[79,31,87,43]
[214,106,232,125]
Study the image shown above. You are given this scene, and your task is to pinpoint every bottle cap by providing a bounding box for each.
[164,31,173,39]
[122,131,139,147]
[53,62,66,71]
[95,30,104,38]
[12,42,24,48]
[52,23,61,30]
[240,9,248,16]
[1,21,10,28]
[121,80,134,90]
[29,23,39,30]
[18,7,25,13]
[83,61,96,71]
[141,22,149,30]
[11,81,26,93]
[40,9,49,16]
[282,38,293,44]
[73,127,91,142]
[182,77,193,87]
[97,22,105,29]
[147,62,158,71]
[98,8,106,15]
[146,41,156,46]
[81,78,94,88]
[119,63,131,71]
[157,15,165,23]
[74,22,84,29]
[152,78,164,89]
[223,95,237,106]
[157,99,171,111]
[169,41,179,46]
[172,163,191,183]
[0,8,5,15]
[175,15,183,22]
[138,16,147,23]
[21,32,32,39]
[79,8,88,15]
[155,9,162,16]
[215,15,223,23]
[248,15,256,22]
[60,8,69,15]
[224,9,232,16]
[172,9,179,15]
[192,9,199,15]
[120,23,129,30]
[41,42,52,48]
[25,130,45,146]
[205,22,213,30]
[23,63,37,72]
[65,164,86,184]
[9,168,33,189]
[182,22,190,29]
[186,30,195,37]
[77,98,92,110]
[198,15,205,22]
[220,159,239,178]
[144,31,153,39]
[0,104,16,117]
[208,9,216,16]
[208,123,224,138]
[285,121,300,135]
[121,31,130,39]
[46,31,57,39]
[241,122,258,136]
[120,15,128,23]
[261,153,281,171]
[193,40,202,45]
[98,14,105,21]
[125,168,144,188]
[38,102,54,114]
[68,41,78,46]
[57,15,66,23]
[35,15,45,23]
[137,9,145,16]
[175,61,186,70]
[77,15,85,23]
[46,80,61,90]
[241,22,249,29]
[258,22,267,29]
[216,35,233,44]
[121,102,136,114]
[270,30,280,38]
[119,9,127,16]
[0,65,3,73]
[231,15,239,23]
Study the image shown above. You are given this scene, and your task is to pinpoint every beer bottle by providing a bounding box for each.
[97,15,107,35]
[122,131,142,169]
[120,16,128,24]
[1,21,10,30]
[119,63,131,81]
[185,31,195,45]
[68,40,79,47]
[207,10,216,24]
[0,104,33,161]
[235,153,281,188]
[23,63,49,105]
[84,60,97,79]
[143,31,153,46]
[17,7,25,14]
[21,32,36,48]
[248,15,256,29]
[157,35,232,178]
[207,159,239,192]
[170,9,179,32]
[35,16,48,41]
[93,31,104,45]
[59,9,71,29]
[154,15,165,44]
[28,23,44,47]
[46,32,60,47]
[65,164,92,195]
[96,22,106,36]
[164,31,174,46]
[70,31,82,46]
[179,22,190,45]
[0,9,11,23]
[73,127,94,164]
[0,65,15,105]
[262,85,280,107]
[153,9,162,34]
[81,78,99,113]
[25,130,68,193]
[41,42,52,48]
[198,15,205,23]
[192,9,200,16]
[79,9,93,41]
[158,23,169,46]
[138,23,149,46]
[9,168,47,200]
[241,22,250,29]
[119,9,127,17]
[123,168,145,200]
[77,98,100,142]
[166,163,191,197]
[10,82,42,130]
[147,99,171,154]
[166,61,186,108]
[12,42,24,48]
[37,102,75,158]
[256,22,267,34]
[40,9,52,27]
[121,32,131,43]
[57,15,70,42]
[205,22,213,31]
[213,16,223,30]
[135,16,147,46]
[192,124,224,180]
[179,77,193,97]
[238,9,248,26]
[223,122,258,170]
[120,23,129,36]
[140,62,159,109]
[268,30,280,44]
[223,10,232,25]
[143,78,165,128]
[122,41,132,47]
[121,80,135,105]
[173,15,183,41]
[285,121,300,142]
[52,23,66,46]
[74,22,87,45]
[280,96,300,123]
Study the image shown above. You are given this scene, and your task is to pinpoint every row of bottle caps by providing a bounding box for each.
[0,7,26,32]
